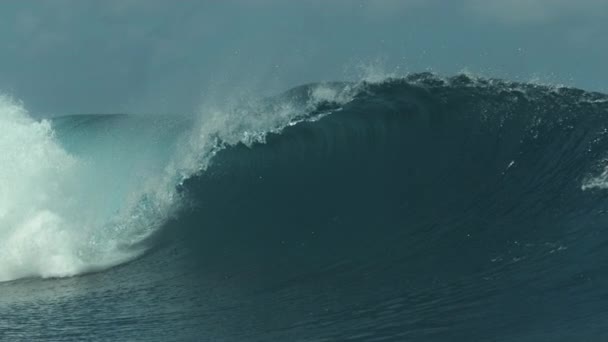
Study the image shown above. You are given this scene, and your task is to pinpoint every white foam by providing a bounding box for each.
[0,95,84,281]
[582,162,608,190]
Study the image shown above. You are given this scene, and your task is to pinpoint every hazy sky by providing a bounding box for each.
[1,0,607,116]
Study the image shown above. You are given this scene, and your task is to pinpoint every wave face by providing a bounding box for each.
[3,74,608,341]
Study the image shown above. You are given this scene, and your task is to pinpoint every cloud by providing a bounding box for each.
[466,0,608,24]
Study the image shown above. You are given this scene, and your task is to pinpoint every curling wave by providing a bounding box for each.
[2,72,608,285]
[3,74,608,340]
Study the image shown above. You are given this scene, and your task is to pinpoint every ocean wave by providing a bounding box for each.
[2,73,608,284]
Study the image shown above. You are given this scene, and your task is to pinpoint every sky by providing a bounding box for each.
[1,0,607,116]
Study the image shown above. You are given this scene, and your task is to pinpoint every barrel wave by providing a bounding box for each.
[2,73,608,341]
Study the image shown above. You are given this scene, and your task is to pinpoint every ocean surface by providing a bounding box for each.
[2,73,608,341]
